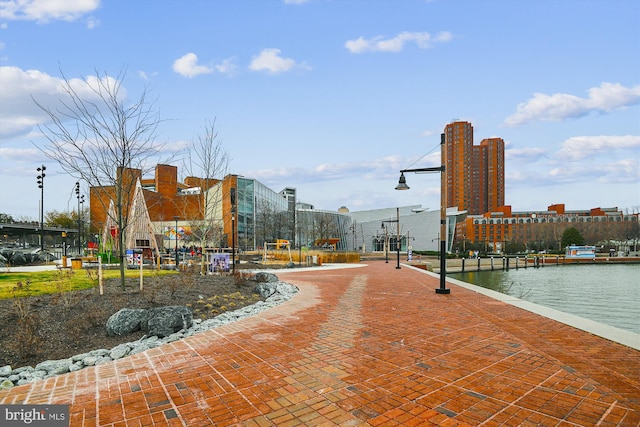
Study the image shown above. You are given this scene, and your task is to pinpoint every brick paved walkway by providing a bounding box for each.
[1,261,639,426]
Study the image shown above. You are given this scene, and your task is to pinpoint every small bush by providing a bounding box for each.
[10,280,42,360]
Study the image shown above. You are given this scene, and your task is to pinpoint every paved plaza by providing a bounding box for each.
[1,261,639,426]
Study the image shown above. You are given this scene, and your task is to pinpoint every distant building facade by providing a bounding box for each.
[348,206,465,253]
[455,204,639,253]
[296,207,353,251]
[444,121,504,215]
[87,149,637,257]
[90,165,294,252]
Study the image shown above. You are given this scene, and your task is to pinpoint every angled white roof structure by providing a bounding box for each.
[125,180,161,258]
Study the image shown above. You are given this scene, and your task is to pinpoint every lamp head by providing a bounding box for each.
[395,172,410,190]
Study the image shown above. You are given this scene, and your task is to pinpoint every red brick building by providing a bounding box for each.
[89,164,295,249]
[455,204,638,252]
[89,165,240,250]
[444,121,504,215]
[90,165,204,229]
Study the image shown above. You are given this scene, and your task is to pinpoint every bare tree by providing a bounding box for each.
[182,118,230,274]
[256,199,280,247]
[314,213,338,248]
[33,68,166,290]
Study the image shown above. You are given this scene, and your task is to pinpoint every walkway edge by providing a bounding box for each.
[405,263,640,351]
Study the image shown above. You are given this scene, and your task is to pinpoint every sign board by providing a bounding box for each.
[565,245,596,259]
[126,248,142,265]
[209,253,230,273]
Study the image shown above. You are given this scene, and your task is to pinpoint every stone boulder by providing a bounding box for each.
[254,282,279,298]
[142,306,193,338]
[10,252,26,265]
[254,272,279,283]
[106,308,148,336]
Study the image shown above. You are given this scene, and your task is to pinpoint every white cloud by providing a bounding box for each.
[249,48,309,74]
[504,82,640,127]
[138,70,159,81]
[593,158,639,184]
[85,16,99,29]
[0,0,100,23]
[545,156,639,186]
[557,135,640,160]
[0,66,61,139]
[248,155,423,187]
[0,66,121,140]
[283,0,310,4]
[0,146,41,162]
[505,147,547,162]
[507,135,640,189]
[215,57,238,75]
[344,31,452,53]
[172,53,213,78]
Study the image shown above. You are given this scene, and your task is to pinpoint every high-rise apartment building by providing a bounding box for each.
[444,121,504,215]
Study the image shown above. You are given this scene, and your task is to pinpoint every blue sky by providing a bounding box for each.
[1,0,639,221]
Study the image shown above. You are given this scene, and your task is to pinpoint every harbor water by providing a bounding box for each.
[451,263,640,334]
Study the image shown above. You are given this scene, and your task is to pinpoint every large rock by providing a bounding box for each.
[142,306,193,338]
[254,283,277,298]
[254,272,279,283]
[106,308,148,336]
[109,343,131,360]
[10,252,26,265]
[35,359,71,376]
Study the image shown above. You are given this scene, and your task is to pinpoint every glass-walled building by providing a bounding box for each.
[235,177,254,250]
[234,177,292,251]
[296,207,353,251]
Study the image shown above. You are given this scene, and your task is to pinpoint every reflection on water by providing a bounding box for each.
[452,264,640,334]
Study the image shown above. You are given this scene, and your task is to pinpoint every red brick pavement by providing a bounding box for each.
[1,261,639,426]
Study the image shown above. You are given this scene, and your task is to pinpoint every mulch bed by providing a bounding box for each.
[0,270,269,370]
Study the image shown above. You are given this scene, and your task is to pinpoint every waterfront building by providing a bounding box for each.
[87,163,469,256]
[444,121,505,215]
[455,203,639,253]
[89,165,293,253]
[347,206,465,253]
[296,207,353,251]
[83,145,636,259]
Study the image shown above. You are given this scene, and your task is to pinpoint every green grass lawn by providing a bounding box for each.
[0,269,178,299]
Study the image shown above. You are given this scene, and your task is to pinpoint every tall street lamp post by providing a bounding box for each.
[173,216,180,269]
[36,165,46,254]
[382,207,401,269]
[396,207,401,269]
[80,195,85,252]
[230,188,236,274]
[381,223,388,263]
[75,182,85,255]
[395,134,450,294]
